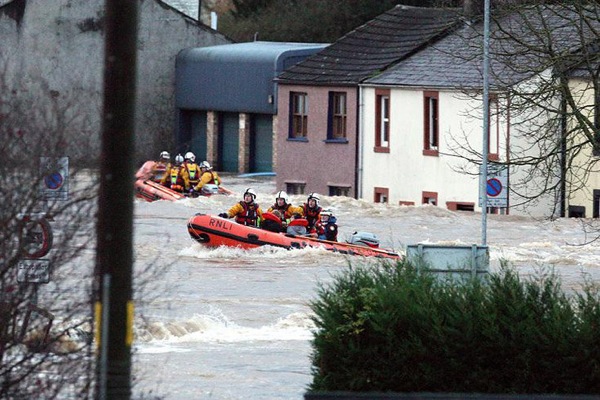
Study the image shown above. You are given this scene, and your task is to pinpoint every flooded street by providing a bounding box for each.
[129,175,600,399]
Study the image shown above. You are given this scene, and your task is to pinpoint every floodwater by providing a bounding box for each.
[130,175,600,400]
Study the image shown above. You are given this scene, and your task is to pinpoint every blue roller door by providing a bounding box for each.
[250,114,273,173]
[178,110,207,161]
[218,112,239,172]
[190,112,207,161]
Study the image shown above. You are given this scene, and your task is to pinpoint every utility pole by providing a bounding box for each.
[481,0,490,246]
[95,0,139,398]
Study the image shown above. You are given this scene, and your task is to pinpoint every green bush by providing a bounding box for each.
[308,260,600,394]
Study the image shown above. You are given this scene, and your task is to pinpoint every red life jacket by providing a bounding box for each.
[302,204,322,230]
[288,218,308,227]
[287,217,308,235]
[202,171,220,186]
[270,203,292,219]
[235,201,260,226]
[262,212,282,223]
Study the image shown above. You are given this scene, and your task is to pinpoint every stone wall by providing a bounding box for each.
[0,0,231,165]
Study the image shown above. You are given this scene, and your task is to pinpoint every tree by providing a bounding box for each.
[219,0,463,43]
[0,61,99,398]
[443,1,600,217]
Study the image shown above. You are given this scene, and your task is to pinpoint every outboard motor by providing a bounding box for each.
[348,231,380,248]
[201,184,219,196]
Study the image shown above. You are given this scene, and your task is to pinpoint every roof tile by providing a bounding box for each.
[276,5,462,85]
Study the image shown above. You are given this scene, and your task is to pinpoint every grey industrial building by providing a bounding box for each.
[175,41,327,173]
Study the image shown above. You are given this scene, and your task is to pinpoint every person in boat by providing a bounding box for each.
[316,209,338,242]
[135,150,171,183]
[267,191,303,226]
[193,161,223,195]
[260,210,285,233]
[183,152,200,196]
[218,188,263,227]
[286,213,309,236]
[160,153,189,193]
[301,193,322,236]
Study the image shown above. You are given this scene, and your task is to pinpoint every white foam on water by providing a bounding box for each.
[136,311,315,348]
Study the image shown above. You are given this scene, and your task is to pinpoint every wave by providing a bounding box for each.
[136,311,315,345]
[179,242,371,266]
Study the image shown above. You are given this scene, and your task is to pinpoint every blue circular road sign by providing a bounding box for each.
[44,172,64,190]
[486,178,502,197]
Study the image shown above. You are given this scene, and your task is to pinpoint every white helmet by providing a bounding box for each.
[174,154,184,165]
[184,151,196,163]
[321,209,333,218]
[307,192,320,207]
[244,188,256,201]
[200,161,212,170]
[159,151,170,160]
[275,190,289,203]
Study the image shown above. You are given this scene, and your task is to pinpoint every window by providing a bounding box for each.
[423,91,439,156]
[374,187,389,203]
[289,92,308,139]
[422,191,438,206]
[328,92,347,140]
[446,201,475,212]
[488,94,499,161]
[375,89,390,152]
[568,205,586,218]
[329,185,350,197]
[286,182,305,195]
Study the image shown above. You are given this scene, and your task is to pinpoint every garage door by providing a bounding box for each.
[218,112,239,172]
[250,114,273,173]
[178,110,207,161]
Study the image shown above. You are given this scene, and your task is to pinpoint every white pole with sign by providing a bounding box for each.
[481,0,491,245]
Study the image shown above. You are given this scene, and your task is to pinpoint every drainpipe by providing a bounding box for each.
[464,0,474,18]
[355,85,363,200]
[560,87,567,217]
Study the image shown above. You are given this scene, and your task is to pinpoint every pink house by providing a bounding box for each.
[274,5,463,197]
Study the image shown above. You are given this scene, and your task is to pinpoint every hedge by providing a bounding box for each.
[308,260,600,394]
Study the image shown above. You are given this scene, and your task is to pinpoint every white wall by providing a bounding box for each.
[565,77,600,217]
[360,80,576,217]
[361,87,487,209]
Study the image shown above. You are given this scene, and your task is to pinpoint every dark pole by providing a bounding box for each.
[95,0,138,398]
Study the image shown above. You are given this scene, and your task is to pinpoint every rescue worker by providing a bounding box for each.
[160,153,189,193]
[218,188,263,227]
[193,161,223,194]
[301,193,322,235]
[183,152,200,196]
[135,150,171,183]
[267,191,303,224]
[316,209,338,241]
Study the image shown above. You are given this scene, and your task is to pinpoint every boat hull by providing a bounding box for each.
[135,180,185,202]
[187,213,401,260]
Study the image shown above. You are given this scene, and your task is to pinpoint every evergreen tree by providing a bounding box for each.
[220,0,463,43]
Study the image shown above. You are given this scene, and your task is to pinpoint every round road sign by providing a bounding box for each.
[486,178,502,197]
[44,172,64,190]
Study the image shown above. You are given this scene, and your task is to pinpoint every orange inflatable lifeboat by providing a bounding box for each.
[187,213,401,260]
[134,180,185,202]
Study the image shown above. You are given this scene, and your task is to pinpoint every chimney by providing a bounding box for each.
[198,0,202,21]
[463,0,484,19]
